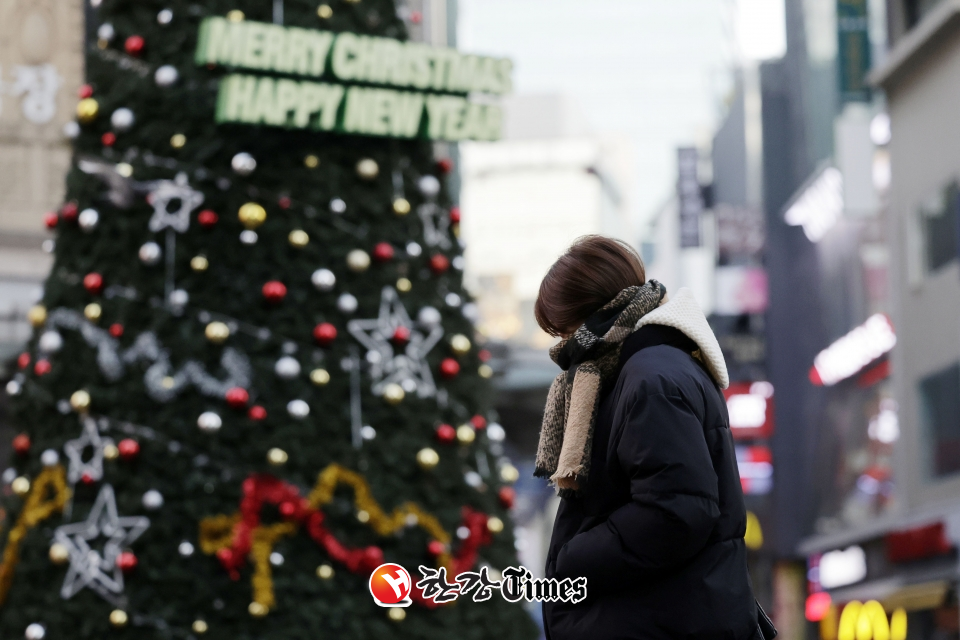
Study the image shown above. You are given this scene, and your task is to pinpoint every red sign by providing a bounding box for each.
[723,382,775,440]
[886,522,953,563]
[736,445,773,495]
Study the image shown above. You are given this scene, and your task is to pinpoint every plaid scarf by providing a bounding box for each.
[535,281,666,495]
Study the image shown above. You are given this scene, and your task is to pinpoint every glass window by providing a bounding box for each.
[918,184,960,274]
[919,362,960,478]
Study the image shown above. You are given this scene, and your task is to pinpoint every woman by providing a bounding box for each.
[535,236,772,640]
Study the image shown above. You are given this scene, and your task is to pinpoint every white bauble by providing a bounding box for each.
[311,268,336,292]
[231,152,257,176]
[139,242,162,265]
[197,411,222,432]
[110,108,134,131]
[274,356,301,379]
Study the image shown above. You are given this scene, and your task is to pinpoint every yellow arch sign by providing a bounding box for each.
[832,601,907,640]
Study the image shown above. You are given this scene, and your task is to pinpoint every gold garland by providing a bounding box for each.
[0,465,70,606]
[200,463,459,610]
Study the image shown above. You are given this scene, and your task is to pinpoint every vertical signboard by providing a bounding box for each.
[837,0,871,102]
[677,147,702,248]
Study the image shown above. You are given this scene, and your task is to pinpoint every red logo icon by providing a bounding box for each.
[369,563,413,607]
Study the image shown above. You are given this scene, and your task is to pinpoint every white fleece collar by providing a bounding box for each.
[634,287,730,389]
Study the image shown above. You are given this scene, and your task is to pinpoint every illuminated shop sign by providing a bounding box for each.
[735,445,772,495]
[810,314,896,386]
[723,381,774,439]
[784,166,843,242]
[817,545,866,589]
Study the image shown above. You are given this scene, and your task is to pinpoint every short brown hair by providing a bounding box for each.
[535,235,646,337]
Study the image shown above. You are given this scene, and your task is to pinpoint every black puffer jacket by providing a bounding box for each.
[543,313,757,640]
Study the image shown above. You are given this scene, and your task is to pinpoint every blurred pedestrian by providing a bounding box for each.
[534,235,774,640]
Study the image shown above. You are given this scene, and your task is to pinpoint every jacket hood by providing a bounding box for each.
[634,287,729,389]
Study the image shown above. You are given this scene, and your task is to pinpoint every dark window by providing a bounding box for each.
[920,183,960,273]
[920,362,960,477]
[904,0,921,28]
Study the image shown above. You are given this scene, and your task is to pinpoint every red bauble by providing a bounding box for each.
[427,540,446,556]
[498,486,516,509]
[60,202,79,222]
[44,212,59,229]
[262,281,287,303]
[439,358,460,379]
[124,35,145,56]
[313,322,337,346]
[478,349,492,362]
[118,438,140,460]
[34,360,52,376]
[372,242,394,262]
[278,500,297,519]
[470,415,487,430]
[278,196,291,209]
[78,84,94,99]
[12,434,31,456]
[410,10,423,23]
[198,210,219,228]
[101,132,116,147]
[109,323,124,338]
[83,272,104,294]
[391,326,411,347]
[362,546,384,571]
[80,472,95,485]
[116,551,138,573]
[449,207,461,224]
[16,353,30,369]
[437,158,454,174]
[248,405,267,421]
[225,387,250,409]
[435,423,456,444]
[429,254,450,275]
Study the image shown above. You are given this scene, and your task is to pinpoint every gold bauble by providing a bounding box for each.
[170,133,187,149]
[76,98,99,123]
[392,198,411,215]
[487,516,504,534]
[416,447,439,470]
[109,610,128,627]
[267,448,288,466]
[116,163,134,178]
[452,223,460,238]
[382,383,405,405]
[357,510,370,523]
[500,463,519,484]
[49,542,70,565]
[310,368,330,386]
[450,334,471,356]
[192,620,209,634]
[304,154,320,168]
[317,4,333,18]
[289,230,309,247]
[478,364,494,379]
[11,477,30,496]
[161,376,176,389]
[396,277,412,293]
[227,9,245,21]
[316,564,334,579]
[238,203,267,229]
[456,425,476,444]
[103,443,119,461]
[356,158,379,180]
[388,608,406,622]
[205,321,230,344]
[84,303,102,322]
[248,602,269,618]
[27,305,47,327]
[346,249,371,272]
[70,390,92,412]
[190,255,209,272]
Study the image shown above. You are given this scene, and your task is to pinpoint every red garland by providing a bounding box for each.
[218,474,493,607]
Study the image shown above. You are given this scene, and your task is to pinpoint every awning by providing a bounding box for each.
[830,579,951,612]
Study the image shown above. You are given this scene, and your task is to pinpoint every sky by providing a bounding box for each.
[458,0,786,235]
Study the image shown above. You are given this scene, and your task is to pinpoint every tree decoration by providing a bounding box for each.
[205,321,230,344]
[109,610,128,627]
[0,466,70,605]
[197,412,222,433]
[69,390,91,412]
[124,35,145,56]
[348,287,443,398]
[356,158,379,180]
[416,448,439,470]
[84,303,102,322]
[154,64,178,87]
[248,405,267,420]
[289,230,309,247]
[470,415,487,430]
[64,418,115,484]
[313,322,337,346]
[78,209,99,231]
[101,132,117,147]
[337,293,358,314]
[76,98,99,123]
[49,543,70,565]
[346,249,371,272]
[267,448,288,466]
[498,486,515,509]
[382,383,405,405]
[108,323,124,338]
[311,268,336,291]
[232,152,257,175]
[117,439,140,460]
[139,241,161,265]
[310,368,330,386]
[145,173,204,233]
[274,356,301,379]
[286,400,310,419]
[44,212,59,228]
[225,387,250,408]
[238,203,266,229]
[16,353,30,369]
[110,108,134,131]
[34,360,52,376]
[12,434,30,456]
[190,255,209,272]
[450,334,471,356]
[429,254,450,275]
[197,209,218,228]
[435,424,455,444]
[449,206,461,224]
[437,158,454,174]
[262,281,287,303]
[83,272,104,294]
[456,425,476,444]
[439,358,460,379]
[393,198,411,215]
[373,242,394,262]
[116,551,139,572]
[41,449,60,467]
[11,477,30,496]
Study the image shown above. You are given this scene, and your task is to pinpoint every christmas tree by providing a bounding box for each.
[0,1,536,638]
